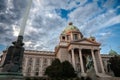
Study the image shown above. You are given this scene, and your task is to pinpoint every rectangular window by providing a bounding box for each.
[73,34,78,40]
[36,58,40,65]
[67,35,70,40]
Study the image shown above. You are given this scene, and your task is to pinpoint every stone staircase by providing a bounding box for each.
[96,73,111,77]
[97,77,120,80]
[96,73,120,80]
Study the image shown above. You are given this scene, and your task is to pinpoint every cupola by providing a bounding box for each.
[109,49,118,56]
[89,36,96,41]
[60,22,83,42]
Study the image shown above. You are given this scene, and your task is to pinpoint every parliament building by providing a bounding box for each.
[0,23,116,77]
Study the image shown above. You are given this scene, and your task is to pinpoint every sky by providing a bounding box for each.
[0,0,120,54]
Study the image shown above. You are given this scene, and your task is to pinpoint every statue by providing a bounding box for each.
[86,55,93,72]
[86,55,97,80]
[0,0,32,79]
[0,36,24,72]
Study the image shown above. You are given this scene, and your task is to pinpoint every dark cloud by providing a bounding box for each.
[0,0,6,12]
[0,0,28,49]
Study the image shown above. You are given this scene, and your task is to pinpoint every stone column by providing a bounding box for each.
[39,57,43,76]
[71,49,76,70]
[71,33,73,41]
[31,58,36,76]
[79,49,84,73]
[24,57,28,76]
[47,58,50,66]
[97,50,105,73]
[91,49,98,73]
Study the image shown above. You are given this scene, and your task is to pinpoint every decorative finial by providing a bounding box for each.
[69,22,73,25]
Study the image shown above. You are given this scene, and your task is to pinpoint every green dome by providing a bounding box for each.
[109,49,118,56]
[62,22,80,34]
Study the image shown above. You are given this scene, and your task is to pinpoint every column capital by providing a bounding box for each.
[71,48,75,50]
[91,48,95,51]
[79,48,82,50]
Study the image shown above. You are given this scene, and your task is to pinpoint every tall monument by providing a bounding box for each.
[0,0,32,79]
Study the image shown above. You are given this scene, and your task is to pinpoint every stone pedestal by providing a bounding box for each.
[0,36,24,80]
[0,72,24,80]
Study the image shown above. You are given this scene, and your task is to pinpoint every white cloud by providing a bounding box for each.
[12,25,19,37]
[0,0,120,53]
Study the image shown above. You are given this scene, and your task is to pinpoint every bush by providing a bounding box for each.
[45,59,76,79]
[109,56,120,77]
[45,58,62,78]
[62,61,76,78]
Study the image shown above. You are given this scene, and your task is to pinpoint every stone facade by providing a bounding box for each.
[0,23,114,77]
[22,50,55,77]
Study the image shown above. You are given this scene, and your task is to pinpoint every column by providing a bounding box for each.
[91,49,98,73]
[24,57,28,76]
[71,33,73,41]
[39,57,43,76]
[31,58,36,76]
[71,49,76,70]
[98,50,105,73]
[79,49,84,73]
[48,58,51,66]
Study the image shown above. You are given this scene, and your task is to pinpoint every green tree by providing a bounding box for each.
[45,58,62,78]
[109,56,120,77]
[61,61,76,78]
[45,59,76,79]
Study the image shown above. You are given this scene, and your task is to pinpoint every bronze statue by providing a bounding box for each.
[0,36,24,73]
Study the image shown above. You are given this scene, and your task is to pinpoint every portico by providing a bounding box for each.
[69,47,105,74]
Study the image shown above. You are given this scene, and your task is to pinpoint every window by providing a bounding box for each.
[35,67,39,76]
[43,58,47,66]
[36,58,40,65]
[66,35,70,40]
[28,58,32,66]
[35,72,39,76]
[73,34,78,40]
[27,67,31,76]
[62,36,65,40]
[42,58,48,72]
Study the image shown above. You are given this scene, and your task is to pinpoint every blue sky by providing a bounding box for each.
[0,0,120,54]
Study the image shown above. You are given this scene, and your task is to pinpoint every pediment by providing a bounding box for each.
[71,39,100,45]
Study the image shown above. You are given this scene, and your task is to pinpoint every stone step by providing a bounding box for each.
[96,73,111,77]
[97,77,120,80]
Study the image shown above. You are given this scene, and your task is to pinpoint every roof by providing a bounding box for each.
[62,22,80,34]
[109,49,118,56]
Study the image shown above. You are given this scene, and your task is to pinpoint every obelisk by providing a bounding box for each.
[0,0,32,79]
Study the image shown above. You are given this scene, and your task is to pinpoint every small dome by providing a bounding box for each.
[109,49,118,56]
[62,22,80,34]
[89,36,96,41]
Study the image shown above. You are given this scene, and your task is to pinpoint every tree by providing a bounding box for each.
[45,59,76,79]
[45,58,62,78]
[109,56,120,77]
[61,61,76,78]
